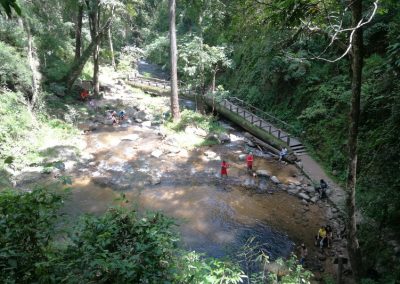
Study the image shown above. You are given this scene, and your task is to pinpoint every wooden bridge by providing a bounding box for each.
[127,75,307,156]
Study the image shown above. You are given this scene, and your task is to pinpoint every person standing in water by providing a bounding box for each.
[246,152,254,172]
[299,243,308,265]
[221,160,229,177]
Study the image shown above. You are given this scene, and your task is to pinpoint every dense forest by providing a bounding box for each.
[0,0,399,283]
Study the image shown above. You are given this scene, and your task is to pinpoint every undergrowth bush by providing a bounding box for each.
[166,109,224,134]
[0,42,32,94]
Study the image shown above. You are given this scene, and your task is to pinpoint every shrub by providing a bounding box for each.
[0,42,32,94]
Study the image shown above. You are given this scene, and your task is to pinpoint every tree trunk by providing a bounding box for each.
[108,26,116,70]
[169,0,180,121]
[62,17,112,91]
[75,4,84,60]
[24,19,40,108]
[346,0,364,282]
[90,4,101,96]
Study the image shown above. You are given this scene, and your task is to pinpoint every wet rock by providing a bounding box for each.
[246,140,255,147]
[121,134,140,141]
[205,133,220,144]
[16,168,43,185]
[298,192,311,201]
[270,176,280,184]
[104,119,114,125]
[243,178,257,189]
[288,188,300,195]
[135,110,149,121]
[304,186,315,194]
[151,149,163,158]
[256,170,271,177]
[141,121,152,128]
[150,175,161,185]
[318,255,327,261]
[219,133,231,143]
[279,184,288,190]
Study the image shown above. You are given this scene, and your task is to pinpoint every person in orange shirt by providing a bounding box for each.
[246,152,254,171]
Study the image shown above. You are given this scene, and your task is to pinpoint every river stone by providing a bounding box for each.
[150,176,161,185]
[104,118,114,125]
[151,149,163,158]
[239,154,246,161]
[311,196,319,203]
[256,170,271,177]
[246,140,256,147]
[142,121,152,128]
[121,134,140,141]
[135,118,143,123]
[205,133,220,144]
[288,188,300,195]
[288,183,296,189]
[219,133,231,143]
[204,150,218,159]
[135,110,148,121]
[270,176,280,184]
[298,192,311,201]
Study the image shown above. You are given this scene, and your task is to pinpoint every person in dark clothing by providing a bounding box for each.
[316,179,328,199]
[320,179,328,199]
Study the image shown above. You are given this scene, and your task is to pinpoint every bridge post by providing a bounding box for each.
[229,103,232,111]
[259,120,262,127]
[243,110,246,118]
[268,126,272,133]
[251,115,254,123]
[287,135,290,146]
[278,130,281,139]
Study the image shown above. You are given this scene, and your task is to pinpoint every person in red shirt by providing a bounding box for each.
[246,152,254,171]
[221,160,229,177]
[80,89,89,101]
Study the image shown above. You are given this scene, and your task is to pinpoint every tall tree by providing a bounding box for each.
[88,0,101,96]
[346,0,364,281]
[169,0,180,121]
[75,4,84,60]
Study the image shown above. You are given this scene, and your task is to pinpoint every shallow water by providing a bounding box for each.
[61,122,326,260]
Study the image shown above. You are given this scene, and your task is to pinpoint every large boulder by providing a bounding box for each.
[298,192,311,201]
[256,170,271,177]
[219,133,231,143]
[151,149,163,158]
[205,133,220,144]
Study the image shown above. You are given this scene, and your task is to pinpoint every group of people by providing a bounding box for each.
[107,110,126,125]
[298,224,333,266]
[220,152,254,177]
[316,224,333,249]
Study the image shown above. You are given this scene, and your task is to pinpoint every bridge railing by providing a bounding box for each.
[226,97,299,136]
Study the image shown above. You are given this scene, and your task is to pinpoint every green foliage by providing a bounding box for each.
[0,0,21,18]
[0,187,63,283]
[0,41,32,93]
[54,208,178,283]
[166,109,224,134]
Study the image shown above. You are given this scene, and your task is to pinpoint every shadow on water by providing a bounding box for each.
[55,118,325,262]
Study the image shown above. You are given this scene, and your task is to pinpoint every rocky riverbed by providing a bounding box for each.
[12,71,351,282]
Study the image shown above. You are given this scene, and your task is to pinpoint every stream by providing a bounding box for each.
[61,100,327,262]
